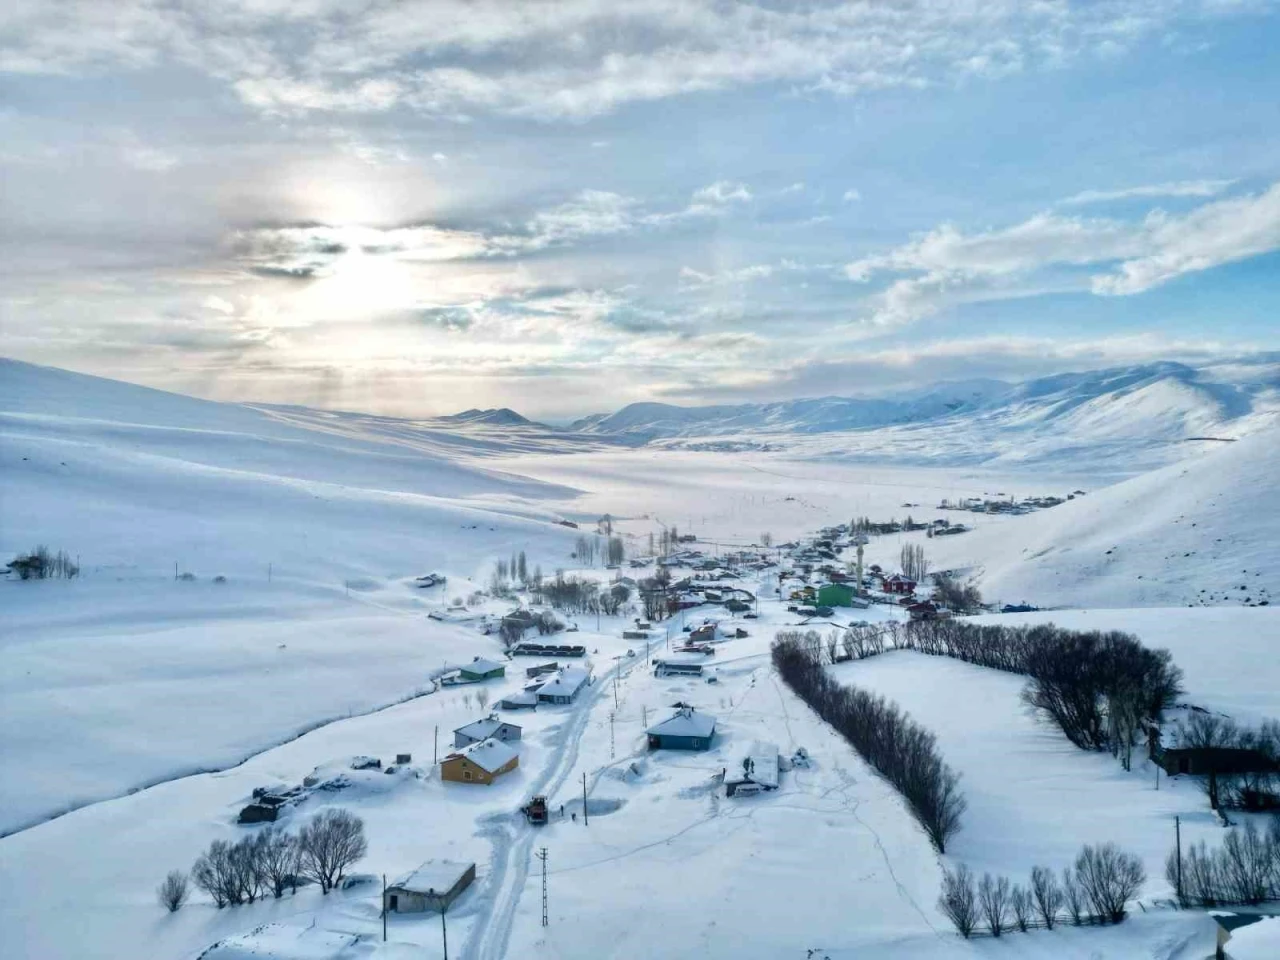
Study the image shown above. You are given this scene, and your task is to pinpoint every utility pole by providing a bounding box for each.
[1174,815,1183,904]
[613,671,619,709]
[642,705,648,730]
[582,771,589,825]
[609,712,615,759]
[382,874,387,941]
[441,906,448,959]
[433,725,439,765]
[537,847,549,927]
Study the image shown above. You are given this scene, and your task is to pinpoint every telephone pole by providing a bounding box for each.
[582,771,589,825]
[433,725,439,765]
[537,847,549,927]
[441,906,448,959]
[609,712,615,759]
[381,875,387,941]
[1174,815,1183,904]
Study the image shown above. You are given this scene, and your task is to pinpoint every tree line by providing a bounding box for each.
[8,545,79,580]
[940,843,1146,937]
[158,809,367,912]
[772,632,966,853]
[1167,818,1280,907]
[831,618,1184,769]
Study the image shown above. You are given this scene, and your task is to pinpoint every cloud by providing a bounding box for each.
[1059,179,1236,206]
[845,182,1280,323]
[689,180,752,206]
[842,188,861,203]
[7,2,1264,121]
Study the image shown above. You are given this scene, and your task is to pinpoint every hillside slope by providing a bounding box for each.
[912,424,1280,608]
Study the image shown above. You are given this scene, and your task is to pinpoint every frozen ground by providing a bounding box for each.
[0,360,1270,959]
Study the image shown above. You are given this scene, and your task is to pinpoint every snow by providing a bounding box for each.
[646,705,718,739]
[871,422,1280,609]
[1223,915,1280,959]
[2,358,1276,960]
[391,859,472,894]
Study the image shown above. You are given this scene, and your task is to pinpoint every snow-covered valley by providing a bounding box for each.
[2,359,1278,959]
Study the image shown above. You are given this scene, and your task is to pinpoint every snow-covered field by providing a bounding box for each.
[2,359,1276,959]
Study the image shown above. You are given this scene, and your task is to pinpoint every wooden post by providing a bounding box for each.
[434,726,439,765]
[382,874,387,941]
[582,771,588,825]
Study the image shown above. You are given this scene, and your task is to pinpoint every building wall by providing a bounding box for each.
[649,733,714,751]
[441,754,518,784]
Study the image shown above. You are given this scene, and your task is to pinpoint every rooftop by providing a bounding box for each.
[454,714,519,740]
[447,737,518,773]
[648,706,717,739]
[391,859,474,895]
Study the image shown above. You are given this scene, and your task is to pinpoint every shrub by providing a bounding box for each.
[978,872,1010,937]
[1074,843,1145,923]
[157,870,189,912]
[1030,865,1063,928]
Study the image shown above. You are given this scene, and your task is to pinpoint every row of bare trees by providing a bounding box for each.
[1167,818,1280,906]
[8,545,79,580]
[940,844,1146,937]
[161,810,367,911]
[899,543,928,581]
[1175,713,1280,810]
[900,620,1183,765]
[773,633,966,853]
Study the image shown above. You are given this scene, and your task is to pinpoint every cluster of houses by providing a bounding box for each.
[937,491,1084,515]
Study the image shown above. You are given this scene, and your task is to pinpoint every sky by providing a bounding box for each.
[1,1,1279,419]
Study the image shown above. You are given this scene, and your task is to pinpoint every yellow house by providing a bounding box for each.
[440,737,519,785]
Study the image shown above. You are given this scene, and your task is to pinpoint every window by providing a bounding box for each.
[464,770,473,780]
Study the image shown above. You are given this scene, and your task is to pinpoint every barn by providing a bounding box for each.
[384,860,476,913]
[457,657,506,682]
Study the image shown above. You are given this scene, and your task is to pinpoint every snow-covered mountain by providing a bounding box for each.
[904,421,1280,609]
[569,358,1280,473]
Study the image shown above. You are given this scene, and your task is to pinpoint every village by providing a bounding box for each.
[146,509,1278,960]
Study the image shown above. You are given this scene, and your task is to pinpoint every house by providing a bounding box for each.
[724,741,780,796]
[654,657,704,677]
[1153,744,1280,778]
[384,860,476,913]
[440,738,519,785]
[499,690,538,710]
[525,661,559,679]
[457,657,506,682]
[907,600,939,621]
[647,706,717,750]
[689,623,717,644]
[817,583,854,608]
[535,666,591,705]
[453,715,522,749]
[883,574,916,595]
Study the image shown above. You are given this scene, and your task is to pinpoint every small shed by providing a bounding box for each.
[536,667,590,705]
[440,738,519,785]
[647,706,717,751]
[654,657,704,677]
[458,657,506,682]
[883,574,916,595]
[453,715,523,749]
[384,860,476,913]
[500,690,539,710]
[817,583,854,608]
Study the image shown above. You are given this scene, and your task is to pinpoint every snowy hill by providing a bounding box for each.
[898,423,1280,609]
[570,358,1280,472]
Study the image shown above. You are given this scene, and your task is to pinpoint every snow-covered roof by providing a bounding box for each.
[647,707,717,739]
[454,715,519,740]
[391,859,474,895]
[460,657,505,675]
[447,737,517,773]
[537,666,589,698]
[725,741,779,789]
[501,690,538,706]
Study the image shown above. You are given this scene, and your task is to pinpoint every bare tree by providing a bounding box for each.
[1074,843,1145,923]
[299,809,368,894]
[937,864,978,938]
[978,873,1011,937]
[1030,865,1063,928]
[1180,713,1239,810]
[899,543,928,581]
[157,870,189,912]
[760,532,773,549]
[255,826,301,899]
[476,688,490,712]
[1061,868,1085,925]
[1009,884,1032,932]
